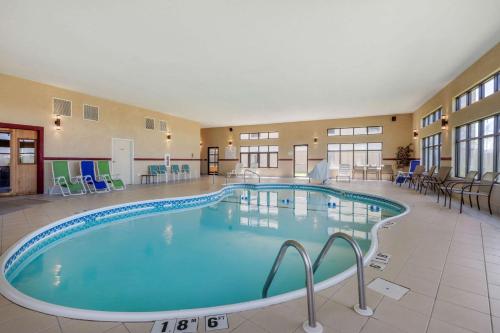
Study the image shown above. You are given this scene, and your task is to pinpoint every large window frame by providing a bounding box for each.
[455,71,500,112]
[327,142,382,167]
[240,145,278,168]
[240,132,279,140]
[422,133,441,171]
[327,126,383,137]
[455,114,499,179]
[421,108,442,128]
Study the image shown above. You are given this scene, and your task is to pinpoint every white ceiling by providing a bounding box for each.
[1,1,499,127]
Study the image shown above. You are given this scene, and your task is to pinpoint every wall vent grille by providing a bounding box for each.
[83,104,99,121]
[53,98,72,117]
[145,118,155,130]
[159,120,167,132]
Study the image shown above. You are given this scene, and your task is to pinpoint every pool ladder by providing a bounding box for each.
[262,232,373,333]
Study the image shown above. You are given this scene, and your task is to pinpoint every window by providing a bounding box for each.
[422,133,441,171]
[328,126,383,136]
[327,142,382,168]
[327,128,340,136]
[455,114,499,179]
[421,108,442,128]
[367,126,383,134]
[455,71,499,111]
[354,127,367,135]
[19,139,36,164]
[240,145,278,168]
[240,132,279,140]
[340,128,354,136]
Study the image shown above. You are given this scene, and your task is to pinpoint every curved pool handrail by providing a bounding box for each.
[312,232,373,316]
[243,169,261,183]
[262,240,322,333]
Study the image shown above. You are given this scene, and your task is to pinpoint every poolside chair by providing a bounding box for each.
[381,164,394,181]
[408,165,425,189]
[336,164,351,182]
[437,170,478,208]
[421,166,452,195]
[228,163,245,178]
[80,160,110,193]
[353,165,365,180]
[395,160,420,186]
[415,165,436,191]
[158,165,168,183]
[366,165,380,180]
[148,165,161,184]
[171,164,181,181]
[181,164,191,179]
[96,160,125,190]
[458,172,499,214]
[50,160,86,196]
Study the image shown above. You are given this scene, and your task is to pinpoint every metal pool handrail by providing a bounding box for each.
[312,232,373,316]
[243,169,261,183]
[262,240,323,333]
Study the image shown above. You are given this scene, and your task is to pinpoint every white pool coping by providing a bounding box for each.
[0,183,409,322]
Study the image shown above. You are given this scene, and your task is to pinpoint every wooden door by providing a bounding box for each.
[294,144,308,177]
[208,147,219,174]
[9,129,38,195]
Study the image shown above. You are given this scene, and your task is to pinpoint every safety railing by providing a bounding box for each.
[312,232,373,316]
[262,240,323,333]
[243,169,261,183]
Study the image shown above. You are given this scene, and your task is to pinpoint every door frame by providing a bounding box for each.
[0,122,44,194]
[293,144,308,177]
[207,146,219,175]
[111,138,135,185]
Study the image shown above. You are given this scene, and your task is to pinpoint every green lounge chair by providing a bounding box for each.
[181,164,191,179]
[50,160,86,196]
[171,164,181,181]
[158,165,168,183]
[96,160,125,190]
[148,165,160,184]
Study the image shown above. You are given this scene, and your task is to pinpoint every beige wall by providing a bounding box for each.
[201,114,413,176]
[0,73,201,192]
[410,43,500,214]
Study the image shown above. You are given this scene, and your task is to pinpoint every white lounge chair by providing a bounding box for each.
[336,164,352,182]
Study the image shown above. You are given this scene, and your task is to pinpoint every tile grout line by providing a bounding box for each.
[480,222,495,333]
[424,207,458,333]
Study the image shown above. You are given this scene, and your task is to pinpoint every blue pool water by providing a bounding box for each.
[7,186,403,312]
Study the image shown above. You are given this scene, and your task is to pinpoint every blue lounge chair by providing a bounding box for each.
[395,160,420,186]
[81,160,110,193]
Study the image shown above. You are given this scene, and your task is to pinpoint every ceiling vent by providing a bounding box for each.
[83,104,99,121]
[159,120,167,132]
[53,98,72,117]
[145,118,155,130]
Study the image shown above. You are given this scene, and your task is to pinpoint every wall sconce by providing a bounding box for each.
[228,140,233,146]
[200,141,203,147]
[166,133,172,141]
[413,129,418,139]
[441,115,448,130]
[313,137,318,144]
[54,115,61,130]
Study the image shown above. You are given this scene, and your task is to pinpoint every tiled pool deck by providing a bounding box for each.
[0,177,499,333]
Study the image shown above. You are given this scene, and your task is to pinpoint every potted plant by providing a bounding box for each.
[395,143,413,169]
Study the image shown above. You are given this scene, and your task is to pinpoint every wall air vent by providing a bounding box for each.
[159,120,167,132]
[145,118,155,130]
[53,98,72,117]
[83,104,99,121]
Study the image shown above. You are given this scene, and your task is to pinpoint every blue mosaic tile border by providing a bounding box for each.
[3,184,406,277]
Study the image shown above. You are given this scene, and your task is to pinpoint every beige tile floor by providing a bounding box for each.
[0,176,499,333]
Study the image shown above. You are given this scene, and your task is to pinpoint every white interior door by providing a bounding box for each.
[112,138,133,184]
